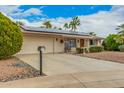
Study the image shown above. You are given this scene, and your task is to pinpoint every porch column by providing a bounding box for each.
[97,39,101,46]
[85,39,90,47]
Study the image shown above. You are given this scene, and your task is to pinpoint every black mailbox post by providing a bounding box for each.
[38,46,45,75]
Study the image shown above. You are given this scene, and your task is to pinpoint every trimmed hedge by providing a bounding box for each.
[118,45,124,52]
[0,12,23,59]
[76,48,81,53]
[76,47,89,53]
[89,46,104,53]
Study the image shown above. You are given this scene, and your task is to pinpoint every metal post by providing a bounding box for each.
[38,46,45,75]
[39,50,43,75]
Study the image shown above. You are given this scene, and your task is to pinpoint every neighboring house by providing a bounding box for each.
[19,26,103,54]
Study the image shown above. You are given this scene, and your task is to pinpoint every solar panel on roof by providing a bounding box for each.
[21,26,89,36]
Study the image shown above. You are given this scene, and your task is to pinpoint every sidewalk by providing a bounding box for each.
[0,70,124,88]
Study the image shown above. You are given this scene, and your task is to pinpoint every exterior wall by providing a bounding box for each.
[97,39,103,46]
[19,30,103,54]
[54,37,64,53]
[19,34,64,54]
[76,39,80,48]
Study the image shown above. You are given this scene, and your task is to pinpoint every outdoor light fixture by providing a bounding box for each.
[38,46,46,75]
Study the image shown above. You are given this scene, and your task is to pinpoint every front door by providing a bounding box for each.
[80,39,84,47]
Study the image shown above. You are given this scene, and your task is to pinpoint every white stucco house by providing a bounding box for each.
[19,26,103,54]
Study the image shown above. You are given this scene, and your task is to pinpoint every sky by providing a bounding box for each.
[0,5,124,37]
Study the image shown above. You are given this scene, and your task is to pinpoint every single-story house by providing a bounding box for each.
[19,26,103,54]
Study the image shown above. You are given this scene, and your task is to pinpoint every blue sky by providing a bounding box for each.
[16,5,112,21]
[0,5,124,37]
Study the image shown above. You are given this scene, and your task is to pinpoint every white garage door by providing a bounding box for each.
[19,34,54,54]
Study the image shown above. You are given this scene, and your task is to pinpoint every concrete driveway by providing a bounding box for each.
[16,53,124,76]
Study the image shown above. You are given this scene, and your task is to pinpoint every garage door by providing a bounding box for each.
[19,34,54,54]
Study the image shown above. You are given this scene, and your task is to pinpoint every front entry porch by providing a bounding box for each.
[64,38,89,52]
[64,38,88,53]
[64,37,102,53]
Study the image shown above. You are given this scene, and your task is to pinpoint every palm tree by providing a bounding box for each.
[69,16,80,31]
[58,27,62,30]
[43,21,52,28]
[89,32,96,36]
[114,35,124,44]
[63,23,69,30]
[16,21,25,26]
[117,24,124,36]
[115,24,124,44]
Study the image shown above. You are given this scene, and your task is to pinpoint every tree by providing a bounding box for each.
[16,21,25,26]
[58,28,62,30]
[115,24,124,44]
[114,35,124,44]
[103,34,122,51]
[0,12,23,59]
[89,32,96,36]
[43,21,52,28]
[69,16,80,31]
[63,23,69,30]
[116,24,124,36]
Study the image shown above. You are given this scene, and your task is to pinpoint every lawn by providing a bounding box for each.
[79,51,124,64]
[0,57,40,82]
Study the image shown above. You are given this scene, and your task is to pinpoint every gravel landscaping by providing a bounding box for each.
[0,57,42,82]
[77,51,124,64]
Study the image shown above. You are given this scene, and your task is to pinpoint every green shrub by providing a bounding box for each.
[76,48,81,53]
[102,34,121,51]
[0,12,23,59]
[89,46,104,53]
[76,47,89,53]
[80,48,84,53]
[118,45,124,52]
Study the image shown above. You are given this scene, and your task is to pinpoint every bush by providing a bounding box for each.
[118,45,124,52]
[89,46,104,53]
[0,12,23,59]
[76,48,81,53]
[102,34,121,51]
[76,47,89,53]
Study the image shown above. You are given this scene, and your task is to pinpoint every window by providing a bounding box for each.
[90,40,98,45]
[69,39,76,48]
[90,40,94,45]
[65,39,76,50]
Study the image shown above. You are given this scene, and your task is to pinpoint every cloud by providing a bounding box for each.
[18,6,124,37]
[0,5,44,18]
[0,6,22,15]
[11,8,44,19]
[1,5,124,37]
[38,5,124,37]
[78,6,124,37]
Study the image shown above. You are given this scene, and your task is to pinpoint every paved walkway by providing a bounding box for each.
[0,70,124,88]
[17,54,124,76]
